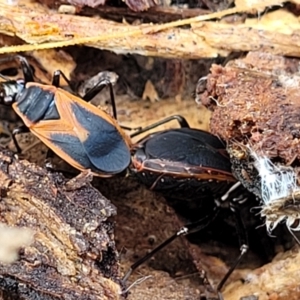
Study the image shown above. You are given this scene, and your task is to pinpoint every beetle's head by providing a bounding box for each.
[0,79,25,105]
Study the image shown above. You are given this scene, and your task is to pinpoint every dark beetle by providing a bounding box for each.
[123,127,253,298]
[131,127,246,228]
[132,127,236,201]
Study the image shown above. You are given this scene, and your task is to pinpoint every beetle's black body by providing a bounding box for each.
[132,128,236,203]
[124,126,255,295]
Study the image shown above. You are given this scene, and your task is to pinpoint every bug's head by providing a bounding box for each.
[0,79,25,105]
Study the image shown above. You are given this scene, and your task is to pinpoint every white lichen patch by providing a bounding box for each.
[249,148,300,234]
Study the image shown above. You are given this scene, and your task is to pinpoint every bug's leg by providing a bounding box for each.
[85,85,189,131]
[82,73,188,126]
[53,70,119,120]
[18,56,35,83]
[12,125,29,153]
[45,149,56,160]
[130,115,190,138]
[82,78,117,119]
[52,70,75,91]
[216,199,249,293]
[122,207,218,283]
[0,55,34,83]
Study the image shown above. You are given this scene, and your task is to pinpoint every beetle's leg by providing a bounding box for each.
[0,55,34,83]
[12,125,29,153]
[122,207,218,283]
[216,244,248,293]
[130,115,190,138]
[216,199,249,293]
[230,196,249,248]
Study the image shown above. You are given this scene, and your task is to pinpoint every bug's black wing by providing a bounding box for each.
[69,101,131,174]
[143,128,232,174]
[31,92,130,175]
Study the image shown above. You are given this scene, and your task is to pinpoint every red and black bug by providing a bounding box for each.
[0,55,253,298]
[0,55,133,177]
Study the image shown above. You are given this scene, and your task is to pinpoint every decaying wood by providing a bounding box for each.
[0,148,121,299]
[198,51,300,164]
[197,51,300,299]
[80,6,210,23]
[1,0,300,57]
[42,0,159,12]
[223,246,300,300]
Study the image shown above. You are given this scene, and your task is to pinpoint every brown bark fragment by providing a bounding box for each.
[223,246,300,300]
[0,148,120,300]
[40,0,159,12]
[198,51,300,163]
[197,51,300,299]
[2,1,299,58]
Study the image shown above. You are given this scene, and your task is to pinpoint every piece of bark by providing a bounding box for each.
[41,0,159,12]
[223,246,300,300]
[0,0,221,59]
[198,51,300,164]
[0,148,121,299]
[80,6,209,23]
[197,51,300,299]
[197,51,300,196]
[0,0,299,58]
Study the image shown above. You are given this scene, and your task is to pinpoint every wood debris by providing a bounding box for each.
[42,0,159,12]
[198,51,300,299]
[223,246,300,300]
[0,148,121,299]
[0,1,300,57]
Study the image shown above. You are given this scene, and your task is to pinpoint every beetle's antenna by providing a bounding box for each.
[287,226,300,245]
